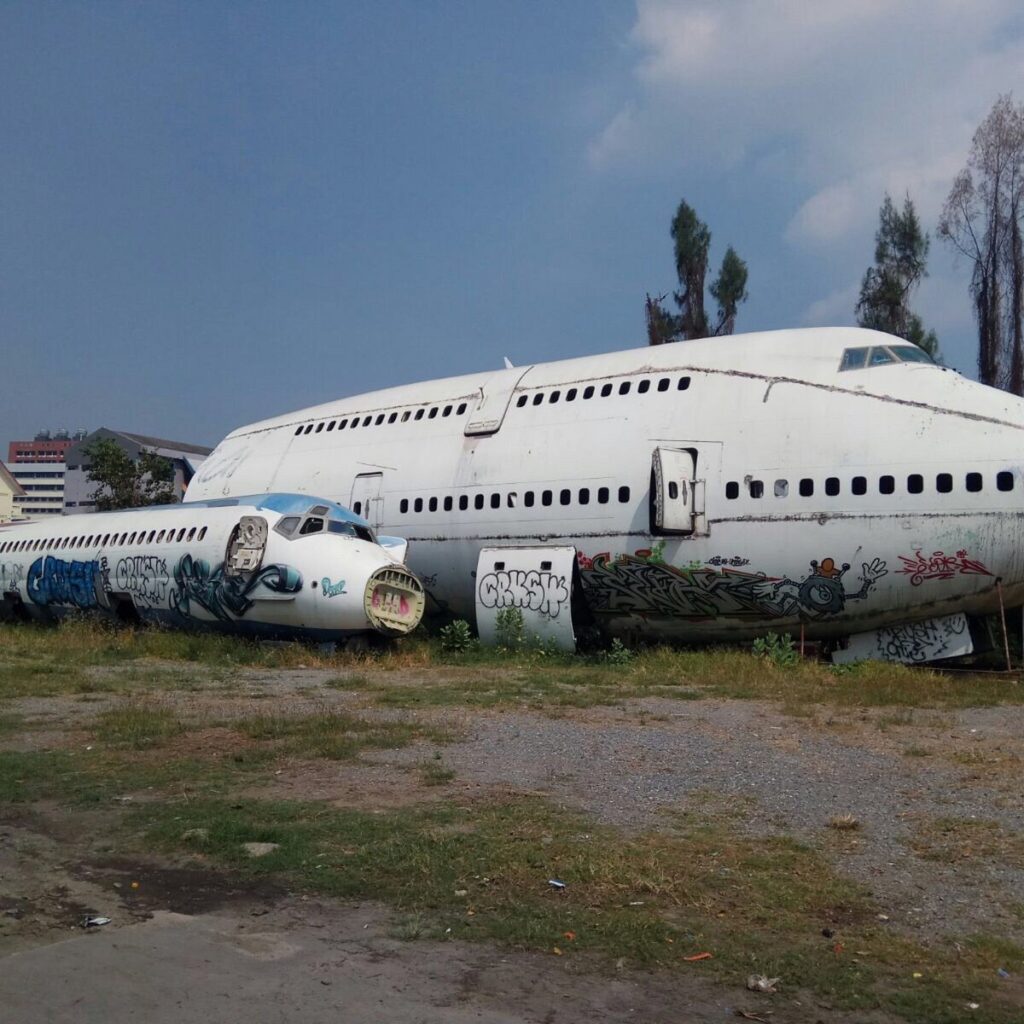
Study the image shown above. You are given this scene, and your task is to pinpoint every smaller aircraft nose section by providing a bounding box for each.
[364,565,425,636]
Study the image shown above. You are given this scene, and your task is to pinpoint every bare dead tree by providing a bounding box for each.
[939,95,1024,392]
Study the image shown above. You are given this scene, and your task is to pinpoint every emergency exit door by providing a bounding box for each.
[350,473,384,528]
[652,448,697,534]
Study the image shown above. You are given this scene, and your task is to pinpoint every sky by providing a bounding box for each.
[2,1,1023,450]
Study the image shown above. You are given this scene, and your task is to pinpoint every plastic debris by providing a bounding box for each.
[683,952,713,962]
[628,900,645,906]
[563,931,576,941]
[966,1003,980,1011]
[242,842,280,858]
[877,913,890,921]
[913,972,923,979]
[454,889,468,897]
[552,946,563,956]
[83,916,111,928]
[746,975,780,994]
[547,879,566,890]
[997,968,1010,979]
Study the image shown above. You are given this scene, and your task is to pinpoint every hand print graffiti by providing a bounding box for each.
[577,553,887,622]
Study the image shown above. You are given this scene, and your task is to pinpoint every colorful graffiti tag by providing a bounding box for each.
[27,556,101,609]
[321,576,347,598]
[478,568,570,619]
[113,556,169,606]
[170,554,302,622]
[896,549,993,587]
[577,553,887,621]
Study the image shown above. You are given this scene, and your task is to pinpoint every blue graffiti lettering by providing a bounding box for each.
[27,556,100,609]
[321,577,347,598]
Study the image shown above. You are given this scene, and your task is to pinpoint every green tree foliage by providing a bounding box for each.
[939,94,1024,394]
[647,200,749,344]
[856,194,940,359]
[82,438,177,511]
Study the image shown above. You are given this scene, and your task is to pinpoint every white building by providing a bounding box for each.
[10,461,66,519]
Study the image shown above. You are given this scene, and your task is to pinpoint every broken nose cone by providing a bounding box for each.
[364,566,425,636]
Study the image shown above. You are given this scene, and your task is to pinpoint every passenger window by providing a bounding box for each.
[678,376,691,390]
[490,493,500,509]
[443,496,453,511]
[372,414,382,425]
[799,479,813,497]
[668,481,679,499]
[619,382,630,395]
[852,476,867,496]
[304,424,314,434]
[726,481,739,499]
[658,378,670,392]
[524,491,535,507]
[388,413,397,424]
[601,383,612,397]
[618,486,630,503]
[340,419,348,429]
[443,405,452,417]
[198,527,207,541]
[457,403,467,414]
[186,528,196,541]
[542,490,553,506]
[566,388,577,401]
[533,393,544,405]
[749,480,764,499]
[774,479,788,497]
[294,426,303,436]
[401,411,411,422]
[517,396,527,407]
[583,386,594,399]
[507,493,517,508]
[414,498,423,513]
[825,477,840,496]
[458,495,468,511]
[316,423,324,433]
[428,408,438,419]
[415,409,425,420]
[598,487,609,503]
[549,391,560,403]
[474,494,484,510]
[560,488,571,505]
[429,497,438,511]
[907,474,923,494]
[156,531,165,543]
[880,475,895,494]
[998,470,1014,491]
[966,472,983,492]
[363,416,372,426]
[399,499,409,514]
[936,473,953,493]
[579,488,590,505]
[638,380,650,394]
[353,502,362,516]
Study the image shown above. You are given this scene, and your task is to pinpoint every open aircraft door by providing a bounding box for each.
[652,447,701,534]
[475,546,580,651]
[464,366,533,436]
[350,472,384,529]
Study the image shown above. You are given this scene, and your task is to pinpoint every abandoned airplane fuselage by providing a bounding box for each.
[182,328,1024,658]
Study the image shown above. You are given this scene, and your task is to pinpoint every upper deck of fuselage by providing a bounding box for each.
[220,327,1024,440]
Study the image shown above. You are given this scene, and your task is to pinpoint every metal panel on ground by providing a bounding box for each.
[831,612,973,664]
[475,546,577,651]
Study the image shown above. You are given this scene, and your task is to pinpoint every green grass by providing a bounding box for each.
[128,794,1023,1024]
[94,704,186,749]
[419,754,455,786]
[907,817,1024,868]
[231,710,451,760]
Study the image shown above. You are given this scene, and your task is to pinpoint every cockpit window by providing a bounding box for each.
[328,520,374,542]
[889,345,934,364]
[275,516,300,538]
[299,517,325,535]
[839,347,868,371]
[839,344,933,371]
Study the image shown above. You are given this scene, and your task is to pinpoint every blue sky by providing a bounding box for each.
[3,1,1022,450]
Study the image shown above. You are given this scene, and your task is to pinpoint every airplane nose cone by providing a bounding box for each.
[364,565,425,635]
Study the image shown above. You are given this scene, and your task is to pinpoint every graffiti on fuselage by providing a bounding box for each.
[170,554,302,622]
[27,556,100,609]
[896,549,993,587]
[478,569,570,619]
[114,556,169,606]
[577,553,887,622]
[0,561,25,592]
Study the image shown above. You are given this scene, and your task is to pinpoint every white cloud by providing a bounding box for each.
[799,280,859,327]
[591,0,1024,243]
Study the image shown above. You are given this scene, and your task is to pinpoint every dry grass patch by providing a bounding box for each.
[907,816,1024,868]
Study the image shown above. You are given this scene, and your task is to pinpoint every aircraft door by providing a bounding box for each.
[350,472,384,528]
[652,447,697,534]
[465,367,533,436]
[226,516,268,576]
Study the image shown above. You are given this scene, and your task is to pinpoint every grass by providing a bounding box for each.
[419,754,455,786]
[231,709,451,761]
[95,704,186,749]
[127,793,1024,1024]
[907,817,1024,868]
[3,619,1023,712]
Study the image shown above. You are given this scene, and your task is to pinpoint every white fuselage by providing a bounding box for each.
[184,328,1024,643]
[0,495,424,640]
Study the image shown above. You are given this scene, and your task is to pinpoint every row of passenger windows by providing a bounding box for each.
[726,470,1016,500]
[515,375,691,408]
[294,401,471,436]
[291,375,695,436]
[398,486,632,514]
[0,526,210,555]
